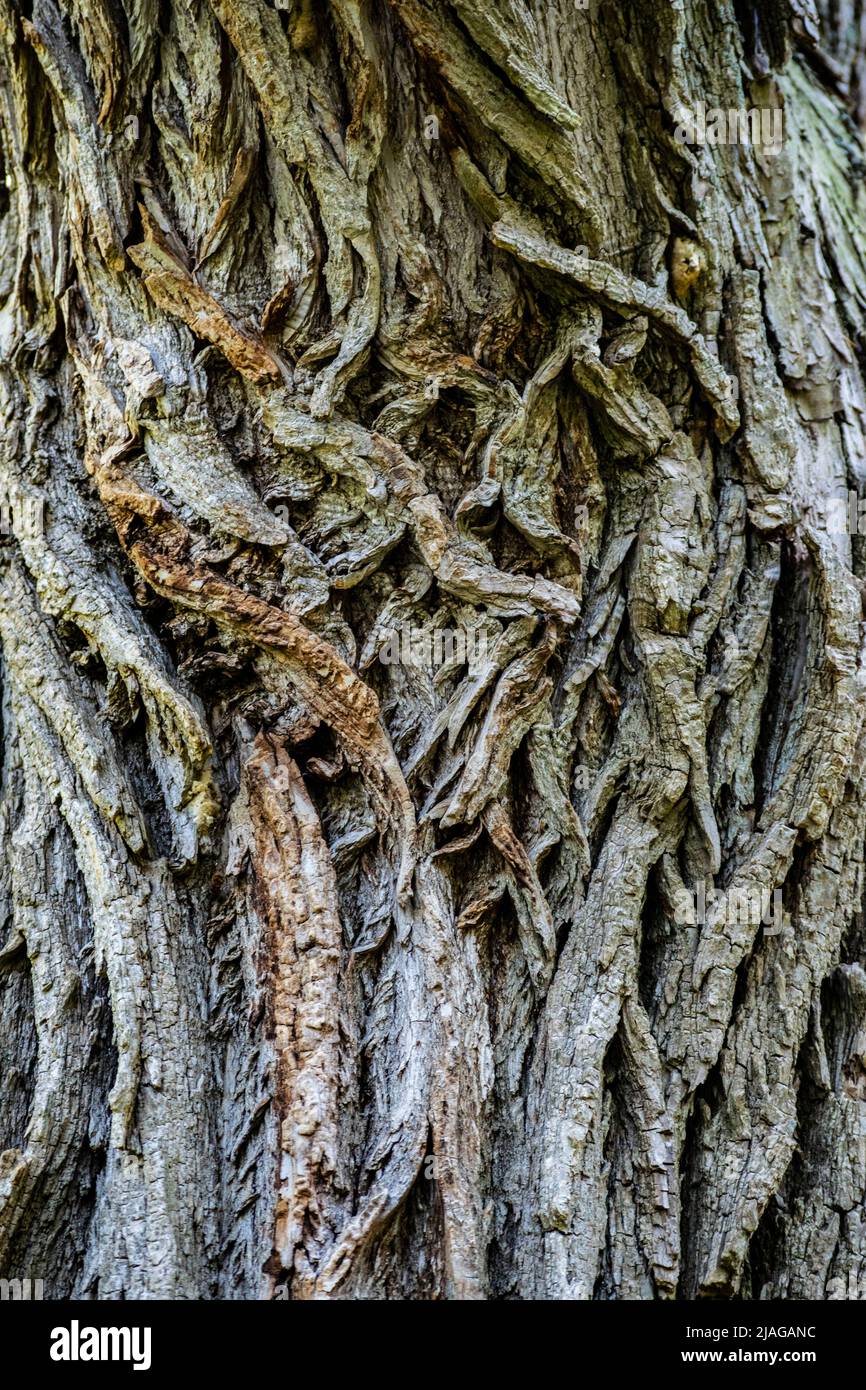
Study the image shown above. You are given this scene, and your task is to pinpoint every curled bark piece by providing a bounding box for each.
[262,392,581,622]
[490,219,740,440]
[93,459,418,906]
[129,210,282,383]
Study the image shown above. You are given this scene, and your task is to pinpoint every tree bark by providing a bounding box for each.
[0,0,865,1301]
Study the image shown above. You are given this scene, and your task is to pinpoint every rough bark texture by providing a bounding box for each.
[0,0,865,1301]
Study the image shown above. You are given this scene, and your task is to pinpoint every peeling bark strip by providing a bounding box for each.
[242,737,350,1296]
[0,0,865,1302]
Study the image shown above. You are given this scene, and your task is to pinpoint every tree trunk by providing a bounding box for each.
[0,0,865,1301]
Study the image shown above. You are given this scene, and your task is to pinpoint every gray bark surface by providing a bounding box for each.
[0,0,865,1299]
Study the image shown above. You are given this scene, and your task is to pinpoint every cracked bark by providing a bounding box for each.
[0,0,865,1300]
